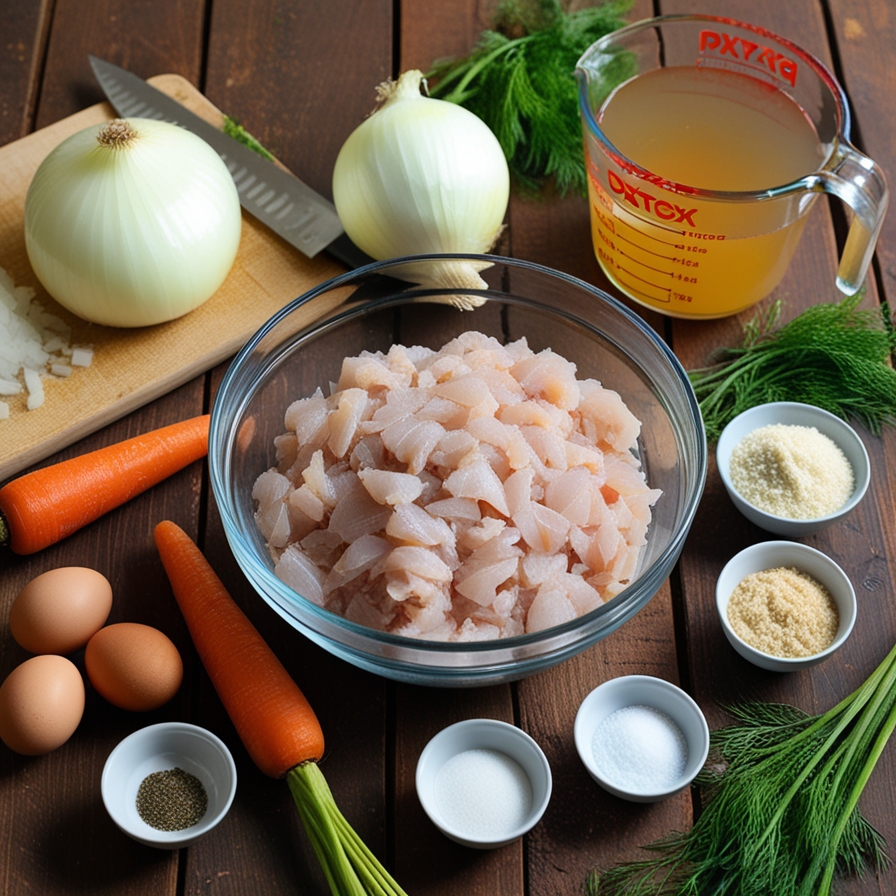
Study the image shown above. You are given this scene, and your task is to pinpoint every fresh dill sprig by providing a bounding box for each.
[588,640,896,896]
[687,292,896,442]
[222,114,275,161]
[426,0,633,197]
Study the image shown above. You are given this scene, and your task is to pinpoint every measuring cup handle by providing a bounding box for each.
[814,143,889,295]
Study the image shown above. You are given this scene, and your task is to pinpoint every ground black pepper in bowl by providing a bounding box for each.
[136,767,208,831]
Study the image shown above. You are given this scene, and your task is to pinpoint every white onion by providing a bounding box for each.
[332,70,509,296]
[24,118,242,328]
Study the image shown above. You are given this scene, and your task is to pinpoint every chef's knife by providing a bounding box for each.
[89,55,372,270]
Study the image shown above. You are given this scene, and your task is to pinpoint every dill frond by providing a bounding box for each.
[222,115,275,161]
[589,641,896,896]
[688,292,896,442]
[427,0,633,197]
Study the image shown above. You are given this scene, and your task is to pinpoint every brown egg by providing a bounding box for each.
[85,623,183,712]
[0,655,86,755]
[10,567,113,655]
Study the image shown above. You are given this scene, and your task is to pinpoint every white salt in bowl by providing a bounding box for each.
[574,675,709,803]
[101,722,237,849]
[716,540,857,672]
[716,401,870,536]
[415,718,552,849]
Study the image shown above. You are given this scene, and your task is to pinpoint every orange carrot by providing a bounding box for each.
[153,519,324,777]
[0,415,209,555]
[154,521,407,896]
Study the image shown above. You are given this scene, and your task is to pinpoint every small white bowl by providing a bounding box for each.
[574,675,709,803]
[102,722,237,849]
[717,401,870,536]
[415,718,552,849]
[716,540,857,672]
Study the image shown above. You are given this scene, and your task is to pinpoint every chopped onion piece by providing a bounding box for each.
[71,346,94,367]
[23,367,44,410]
[0,264,93,417]
[0,378,23,395]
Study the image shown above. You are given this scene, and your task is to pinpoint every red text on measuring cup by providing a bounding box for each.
[698,29,799,87]
[606,171,698,226]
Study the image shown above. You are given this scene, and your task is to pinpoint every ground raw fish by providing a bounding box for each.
[253,331,661,641]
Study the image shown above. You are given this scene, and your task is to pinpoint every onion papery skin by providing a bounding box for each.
[24,118,242,328]
[332,71,509,272]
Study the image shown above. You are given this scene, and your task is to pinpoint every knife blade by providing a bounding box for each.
[89,55,372,269]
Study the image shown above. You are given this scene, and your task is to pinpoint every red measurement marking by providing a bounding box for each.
[615,271,672,304]
[610,229,676,263]
[588,169,615,214]
[601,250,672,298]
[599,223,708,276]
[595,206,616,234]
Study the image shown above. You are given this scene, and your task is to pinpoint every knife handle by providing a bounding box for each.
[325,233,375,270]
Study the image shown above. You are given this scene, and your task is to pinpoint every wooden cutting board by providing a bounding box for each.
[0,74,346,482]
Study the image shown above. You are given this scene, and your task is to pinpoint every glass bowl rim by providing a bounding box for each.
[209,252,707,657]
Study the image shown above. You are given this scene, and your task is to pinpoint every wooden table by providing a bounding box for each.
[2,1,895,894]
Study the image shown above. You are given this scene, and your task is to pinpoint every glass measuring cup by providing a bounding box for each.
[576,15,888,319]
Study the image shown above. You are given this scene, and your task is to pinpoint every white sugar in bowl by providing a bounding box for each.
[575,675,709,802]
[415,718,552,849]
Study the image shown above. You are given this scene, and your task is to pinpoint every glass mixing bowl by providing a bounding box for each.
[209,255,706,686]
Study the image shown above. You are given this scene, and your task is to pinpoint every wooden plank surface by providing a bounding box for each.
[1,1,895,895]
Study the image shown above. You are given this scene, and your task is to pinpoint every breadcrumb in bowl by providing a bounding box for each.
[210,255,707,686]
[716,402,871,537]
